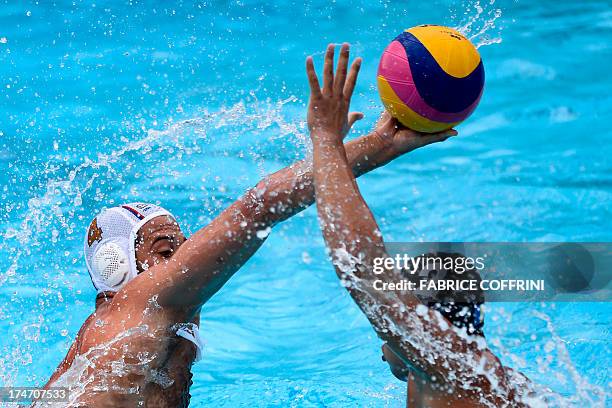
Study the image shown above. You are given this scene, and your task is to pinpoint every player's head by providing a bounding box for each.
[382,252,485,381]
[84,203,185,293]
[408,252,485,336]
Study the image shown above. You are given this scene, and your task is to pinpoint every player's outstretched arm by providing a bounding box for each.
[308,43,524,406]
[118,55,452,317]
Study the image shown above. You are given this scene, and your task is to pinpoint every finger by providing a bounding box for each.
[347,111,364,129]
[334,43,350,95]
[323,44,335,95]
[305,57,321,97]
[418,128,458,145]
[343,57,362,101]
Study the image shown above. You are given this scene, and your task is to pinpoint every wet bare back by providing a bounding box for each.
[48,298,199,407]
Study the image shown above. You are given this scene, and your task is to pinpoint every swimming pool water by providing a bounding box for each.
[0,0,611,406]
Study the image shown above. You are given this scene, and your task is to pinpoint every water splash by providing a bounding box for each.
[328,245,608,407]
[0,95,302,275]
[0,96,304,390]
[30,325,155,407]
[455,0,504,49]
[527,311,609,406]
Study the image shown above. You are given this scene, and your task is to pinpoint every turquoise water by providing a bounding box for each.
[1,0,611,406]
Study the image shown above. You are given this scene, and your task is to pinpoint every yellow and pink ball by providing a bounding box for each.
[377,25,485,133]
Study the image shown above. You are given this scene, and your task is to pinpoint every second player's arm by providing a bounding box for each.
[147,129,404,308]
[309,44,519,405]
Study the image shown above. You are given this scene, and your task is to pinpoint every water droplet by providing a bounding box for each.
[256,227,271,239]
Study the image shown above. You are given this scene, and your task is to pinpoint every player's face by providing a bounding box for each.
[134,215,186,273]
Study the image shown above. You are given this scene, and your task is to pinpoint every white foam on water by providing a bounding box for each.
[0,96,303,274]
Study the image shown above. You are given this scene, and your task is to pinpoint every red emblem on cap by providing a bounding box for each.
[87,218,103,247]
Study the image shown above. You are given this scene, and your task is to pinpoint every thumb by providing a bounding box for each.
[347,112,364,129]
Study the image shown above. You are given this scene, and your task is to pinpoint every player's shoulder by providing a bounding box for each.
[73,309,113,353]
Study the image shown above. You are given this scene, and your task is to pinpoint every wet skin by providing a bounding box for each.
[382,343,480,408]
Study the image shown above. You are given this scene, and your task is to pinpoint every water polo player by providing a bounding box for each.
[307,43,532,407]
[38,48,458,407]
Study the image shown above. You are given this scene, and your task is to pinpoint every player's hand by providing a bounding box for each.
[373,111,458,155]
[306,43,363,145]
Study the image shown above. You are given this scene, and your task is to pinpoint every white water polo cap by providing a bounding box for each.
[84,203,173,293]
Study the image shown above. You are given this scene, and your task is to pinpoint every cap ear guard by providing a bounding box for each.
[91,241,131,289]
